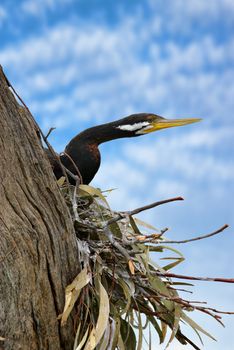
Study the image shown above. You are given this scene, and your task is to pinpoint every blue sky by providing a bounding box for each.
[1,1,234,349]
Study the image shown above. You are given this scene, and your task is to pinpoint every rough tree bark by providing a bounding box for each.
[0,67,79,350]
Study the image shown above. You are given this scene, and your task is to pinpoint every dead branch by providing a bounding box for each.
[45,127,56,140]
[159,224,229,244]
[155,271,234,283]
[126,196,184,216]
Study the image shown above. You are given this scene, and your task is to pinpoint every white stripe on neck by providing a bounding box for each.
[116,121,150,132]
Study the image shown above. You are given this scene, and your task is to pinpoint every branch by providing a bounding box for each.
[160,224,229,244]
[103,226,131,261]
[106,197,184,226]
[61,151,83,184]
[126,196,184,216]
[136,224,229,245]
[45,127,56,140]
[155,271,234,283]
[72,181,80,222]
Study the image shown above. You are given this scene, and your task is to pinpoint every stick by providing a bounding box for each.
[61,151,83,184]
[160,224,229,244]
[126,196,184,216]
[155,271,234,283]
[45,127,56,140]
[106,197,184,226]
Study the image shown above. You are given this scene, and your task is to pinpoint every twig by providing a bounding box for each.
[135,224,229,245]
[168,286,193,294]
[108,255,117,300]
[147,291,234,327]
[159,224,229,244]
[61,152,83,184]
[106,197,184,227]
[102,197,184,258]
[155,271,234,283]
[45,127,56,140]
[72,181,80,222]
[6,77,27,107]
[159,227,169,236]
[126,196,184,216]
[133,297,201,350]
[103,226,131,261]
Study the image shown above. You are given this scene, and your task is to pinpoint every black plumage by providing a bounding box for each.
[47,113,201,184]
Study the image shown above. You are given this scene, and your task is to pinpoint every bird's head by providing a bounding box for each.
[114,113,202,137]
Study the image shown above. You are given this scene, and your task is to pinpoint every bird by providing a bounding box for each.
[47,113,201,185]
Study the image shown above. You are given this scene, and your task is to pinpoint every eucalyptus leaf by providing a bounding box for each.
[181,312,216,341]
[60,267,91,326]
[84,280,110,350]
[120,318,137,350]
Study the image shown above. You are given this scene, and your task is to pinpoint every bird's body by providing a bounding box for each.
[47,113,201,184]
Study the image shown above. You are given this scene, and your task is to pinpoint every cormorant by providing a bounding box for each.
[47,113,201,184]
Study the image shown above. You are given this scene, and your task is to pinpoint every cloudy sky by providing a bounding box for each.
[1,0,234,349]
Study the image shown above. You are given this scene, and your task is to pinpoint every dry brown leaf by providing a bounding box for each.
[128,259,135,275]
[135,235,147,241]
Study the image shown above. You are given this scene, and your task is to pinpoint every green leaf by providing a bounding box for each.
[147,315,164,343]
[162,257,185,271]
[136,310,143,350]
[149,275,170,297]
[110,310,121,350]
[118,279,132,315]
[161,321,167,343]
[149,324,152,350]
[129,216,141,235]
[166,303,182,347]
[79,184,110,207]
[158,245,184,257]
[133,217,159,232]
[181,311,216,341]
[109,221,122,238]
[120,318,137,350]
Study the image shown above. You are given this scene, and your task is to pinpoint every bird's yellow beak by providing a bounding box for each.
[142,117,202,133]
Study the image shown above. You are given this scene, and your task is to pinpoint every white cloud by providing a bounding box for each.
[152,179,189,198]
[148,0,234,31]
[1,24,233,134]
[21,0,72,16]
[92,155,158,211]
[124,127,234,182]
[170,0,234,15]
[0,5,7,25]
[94,159,147,190]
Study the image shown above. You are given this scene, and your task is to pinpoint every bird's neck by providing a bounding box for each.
[73,121,133,146]
[63,122,133,184]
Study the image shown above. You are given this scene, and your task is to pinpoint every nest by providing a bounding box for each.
[57,181,231,350]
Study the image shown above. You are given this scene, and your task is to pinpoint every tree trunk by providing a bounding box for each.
[0,66,79,350]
